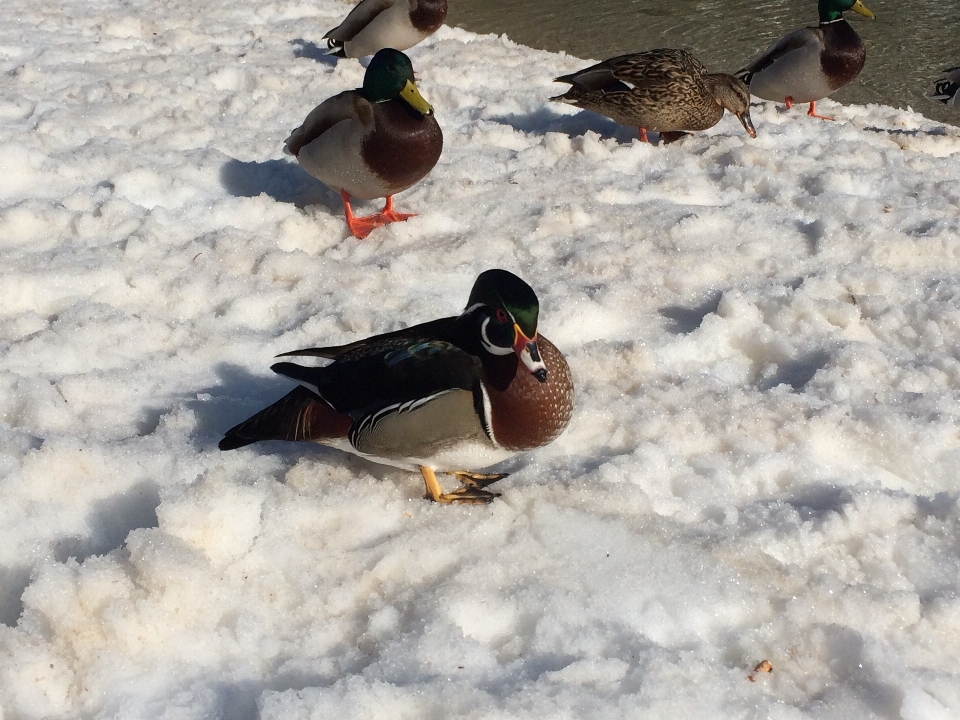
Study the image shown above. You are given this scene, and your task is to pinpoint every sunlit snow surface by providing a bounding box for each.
[3,1,960,718]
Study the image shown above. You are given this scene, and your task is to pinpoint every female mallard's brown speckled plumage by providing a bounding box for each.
[218,270,574,505]
[552,49,756,142]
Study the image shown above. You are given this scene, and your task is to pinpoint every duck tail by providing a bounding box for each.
[931,79,959,104]
[325,38,347,58]
[218,386,350,450]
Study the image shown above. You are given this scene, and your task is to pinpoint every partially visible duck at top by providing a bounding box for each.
[552,49,756,144]
[324,0,448,58]
[736,0,875,121]
[931,67,960,109]
[284,48,442,239]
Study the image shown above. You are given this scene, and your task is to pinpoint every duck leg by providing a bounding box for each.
[420,466,504,505]
[638,127,650,143]
[340,191,416,239]
[806,101,835,121]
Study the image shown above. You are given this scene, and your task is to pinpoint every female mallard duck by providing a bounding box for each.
[219,269,574,505]
[736,0,875,120]
[324,0,447,58]
[284,48,443,239]
[931,67,960,109]
[552,49,756,144]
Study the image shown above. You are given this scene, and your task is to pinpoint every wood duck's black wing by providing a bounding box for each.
[275,317,459,361]
[272,337,483,420]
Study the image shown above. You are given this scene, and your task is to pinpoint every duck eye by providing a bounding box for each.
[495,308,508,323]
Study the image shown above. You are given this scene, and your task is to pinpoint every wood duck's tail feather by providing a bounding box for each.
[218,386,351,450]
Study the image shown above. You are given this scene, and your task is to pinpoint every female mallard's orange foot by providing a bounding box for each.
[806,101,835,121]
[420,467,505,504]
[784,96,794,109]
[659,131,690,144]
[638,127,650,143]
[341,192,416,239]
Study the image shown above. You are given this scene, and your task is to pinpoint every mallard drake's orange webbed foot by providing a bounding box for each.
[806,100,834,121]
[341,191,417,239]
[420,466,506,505]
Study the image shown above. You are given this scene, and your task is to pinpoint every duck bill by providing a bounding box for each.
[737,110,757,138]
[850,0,875,19]
[513,325,548,383]
[399,80,434,116]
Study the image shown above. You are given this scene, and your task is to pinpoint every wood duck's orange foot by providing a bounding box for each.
[806,101,835,121]
[419,467,505,504]
[448,471,509,490]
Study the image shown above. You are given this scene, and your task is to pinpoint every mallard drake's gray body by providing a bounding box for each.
[736,0,875,120]
[324,0,447,59]
[219,270,575,505]
[284,48,442,239]
[552,48,756,143]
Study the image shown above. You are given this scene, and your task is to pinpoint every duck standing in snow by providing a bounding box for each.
[736,0,875,121]
[324,0,447,58]
[284,48,442,239]
[219,269,574,505]
[552,49,756,143]
[931,67,960,109]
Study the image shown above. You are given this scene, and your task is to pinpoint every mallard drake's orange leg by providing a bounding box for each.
[806,100,835,121]
[340,191,416,239]
[420,466,504,505]
[784,96,793,109]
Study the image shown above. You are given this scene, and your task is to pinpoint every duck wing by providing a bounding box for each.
[737,27,821,82]
[283,90,373,157]
[273,338,482,421]
[323,0,395,43]
[556,50,706,94]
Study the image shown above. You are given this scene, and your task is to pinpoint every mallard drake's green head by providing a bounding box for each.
[819,0,875,22]
[465,269,548,382]
[362,48,434,115]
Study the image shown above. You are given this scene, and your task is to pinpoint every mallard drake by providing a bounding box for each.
[219,270,575,505]
[931,67,960,109]
[324,0,448,58]
[284,48,442,239]
[551,48,756,143]
[736,0,875,120]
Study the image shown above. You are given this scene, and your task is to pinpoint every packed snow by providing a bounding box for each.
[3,1,960,718]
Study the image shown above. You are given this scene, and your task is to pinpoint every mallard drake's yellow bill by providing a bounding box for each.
[851,0,875,19]
[400,80,434,116]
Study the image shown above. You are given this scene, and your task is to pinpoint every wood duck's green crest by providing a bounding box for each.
[819,0,875,22]
[465,269,546,382]
[362,48,434,115]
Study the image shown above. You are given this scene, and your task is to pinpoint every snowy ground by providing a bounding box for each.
[3,1,960,718]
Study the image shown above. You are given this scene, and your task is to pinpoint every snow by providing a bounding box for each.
[3,0,960,718]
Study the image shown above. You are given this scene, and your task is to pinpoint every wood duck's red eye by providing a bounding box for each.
[495,308,509,323]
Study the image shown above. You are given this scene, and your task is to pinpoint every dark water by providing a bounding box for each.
[448,0,960,126]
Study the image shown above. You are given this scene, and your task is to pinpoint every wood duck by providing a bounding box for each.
[553,49,756,144]
[323,0,448,59]
[219,270,575,504]
[284,48,443,239]
[736,0,875,121]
